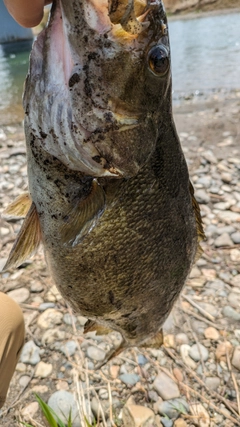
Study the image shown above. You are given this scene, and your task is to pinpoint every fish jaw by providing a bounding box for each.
[24,0,171,178]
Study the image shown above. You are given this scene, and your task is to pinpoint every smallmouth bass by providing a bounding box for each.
[3,0,204,364]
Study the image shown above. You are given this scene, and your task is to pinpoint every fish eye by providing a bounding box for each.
[148,45,169,77]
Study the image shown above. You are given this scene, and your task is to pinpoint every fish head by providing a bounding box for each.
[24,0,172,178]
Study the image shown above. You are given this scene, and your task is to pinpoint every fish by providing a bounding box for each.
[3,0,204,365]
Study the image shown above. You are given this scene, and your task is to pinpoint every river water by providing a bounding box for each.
[0,11,239,125]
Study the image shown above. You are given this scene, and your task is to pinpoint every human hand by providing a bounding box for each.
[4,0,52,28]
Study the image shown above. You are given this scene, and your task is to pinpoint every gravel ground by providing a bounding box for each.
[0,88,240,427]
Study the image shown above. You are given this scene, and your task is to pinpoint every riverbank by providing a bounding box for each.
[0,88,240,426]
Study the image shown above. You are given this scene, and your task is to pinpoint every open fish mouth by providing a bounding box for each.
[84,0,161,36]
[24,0,169,178]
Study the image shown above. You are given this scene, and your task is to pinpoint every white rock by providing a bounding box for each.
[35,361,53,378]
[7,287,30,303]
[180,345,197,369]
[37,308,63,329]
[123,404,155,427]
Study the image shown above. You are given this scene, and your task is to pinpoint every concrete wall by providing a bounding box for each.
[0,0,33,43]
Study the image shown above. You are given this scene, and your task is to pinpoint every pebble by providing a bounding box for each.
[119,373,140,386]
[38,302,55,311]
[230,249,240,262]
[19,375,31,388]
[30,282,44,293]
[228,292,240,308]
[231,231,240,244]
[153,371,180,400]
[41,328,66,346]
[195,189,210,204]
[87,346,106,362]
[122,404,155,427]
[231,346,240,370]
[232,275,240,287]
[63,313,77,325]
[77,315,88,326]
[175,333,189,345]
[16,362,27,372]
[204,327,219,340]
[7,287,30,303]
[174,420,187,427]
[137,354,148,365]
[215,341,233,361]
[21,402,39,420]
[190,402,210,427]
[60,340,78,357]
[37,308,63,328]
[48,391,81,427]
[161,418,173,427]
[189,343,209,362]
[155,398,189,419]
[222,305,240,321]
[214,233,233,247]
[20,340,41,365]
[35,361,53,378]
[109,365,120,379]
[205,377,220,390]
[180,345,197,369]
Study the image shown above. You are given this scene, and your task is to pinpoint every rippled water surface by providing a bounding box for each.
[0,12,240,124]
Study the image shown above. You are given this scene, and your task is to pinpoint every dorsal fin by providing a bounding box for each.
[2,192,32,219]
[189,181,206,260]
[3,202,41,271]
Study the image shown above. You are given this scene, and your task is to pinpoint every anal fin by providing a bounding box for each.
[3,202,41,271]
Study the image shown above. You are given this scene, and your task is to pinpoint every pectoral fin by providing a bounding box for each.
[2,192,32,219]
[60,179,105,246]
[3,202,41,271]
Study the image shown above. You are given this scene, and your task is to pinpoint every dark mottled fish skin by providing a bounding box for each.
[4,0,203,353]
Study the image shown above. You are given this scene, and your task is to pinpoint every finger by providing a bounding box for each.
[4,0,49,28]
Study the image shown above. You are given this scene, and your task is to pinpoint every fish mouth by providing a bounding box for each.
[83,0,162,36]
